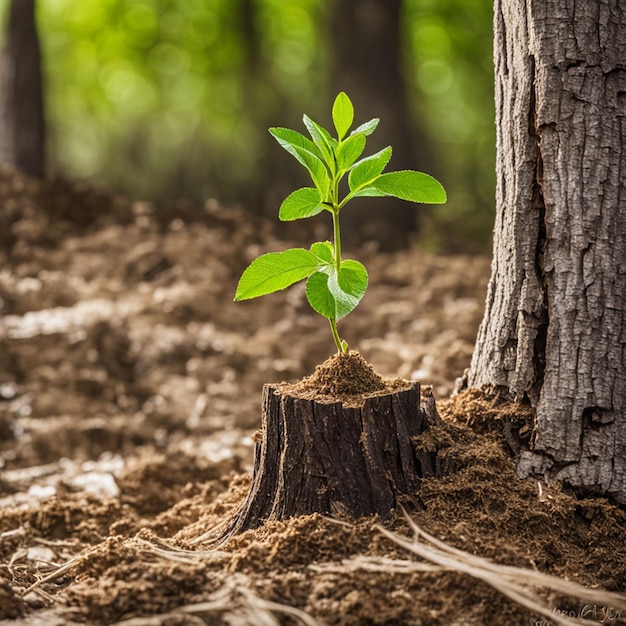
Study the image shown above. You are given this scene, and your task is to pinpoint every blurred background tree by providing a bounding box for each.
[0,0,45,178]
[0,0,494,252]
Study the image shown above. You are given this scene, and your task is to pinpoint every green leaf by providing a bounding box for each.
[336,133,366,171]
[305,259,368,321]
[279,188,325,221]
[348,187,387,199]
[297,149,331,199]
[348,146,392,192]
[235,248,319,300]
[269,127,324,165]
[305,272,335,319]
[269,127,331,197]
[332,92,354,140]
[372,170,447,204]
[302,115,335,162]
[329,259,368,320]
[351,118,379,137]
[310,241,334,263]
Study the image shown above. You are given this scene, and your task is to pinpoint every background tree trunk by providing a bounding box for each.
[331,0,435,250]
[0,0,46,178]
[468,0,626,502]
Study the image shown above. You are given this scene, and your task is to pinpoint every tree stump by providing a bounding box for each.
[222,352,439,538]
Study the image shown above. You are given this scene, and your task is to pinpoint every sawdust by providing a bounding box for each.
[1,168,625,624]
[3,390,626,625]
[2,391,625,624]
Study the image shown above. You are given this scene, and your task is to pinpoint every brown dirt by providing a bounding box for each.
[1,165,625,625]
[277,350,411,407]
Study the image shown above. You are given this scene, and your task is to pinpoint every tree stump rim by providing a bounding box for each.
[270,377,417,409]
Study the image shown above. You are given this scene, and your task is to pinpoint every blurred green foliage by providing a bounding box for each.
[404,0,495,249]
[0,0,495,251]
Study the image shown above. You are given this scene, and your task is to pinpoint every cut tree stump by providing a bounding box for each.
[222,352,440,538]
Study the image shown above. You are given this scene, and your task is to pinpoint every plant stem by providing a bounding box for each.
[325,158,348,353]
[329,318,345,354]
[330,205,347,353]
[332,208,341,273]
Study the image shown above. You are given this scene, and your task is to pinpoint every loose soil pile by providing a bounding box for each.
[277,351,411,407]
[1,166,625,625]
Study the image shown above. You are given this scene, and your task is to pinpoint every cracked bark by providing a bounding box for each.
[221,382,437,537]
[468,0,626,502]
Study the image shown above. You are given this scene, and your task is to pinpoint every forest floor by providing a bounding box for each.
[1,166,625,626]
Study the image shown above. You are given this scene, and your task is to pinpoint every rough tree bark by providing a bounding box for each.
[468,0,626,502]
[0,0,46,178]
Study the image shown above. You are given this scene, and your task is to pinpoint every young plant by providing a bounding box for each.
[235,92,446,354]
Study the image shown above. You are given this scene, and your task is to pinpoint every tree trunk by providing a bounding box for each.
[0,0,46,178]
[468,0,626,502]
[331,0,435,250]
[222,379,438,538]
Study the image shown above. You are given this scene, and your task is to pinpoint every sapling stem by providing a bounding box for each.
[329,318,346,354]
[332,209,342,273]
[330,205,347,352]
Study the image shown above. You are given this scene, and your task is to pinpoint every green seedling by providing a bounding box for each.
[235,92,446,354]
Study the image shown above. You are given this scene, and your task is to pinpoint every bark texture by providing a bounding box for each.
[223,382,436,537]
[469,0,626,502]
[0,0,46,178]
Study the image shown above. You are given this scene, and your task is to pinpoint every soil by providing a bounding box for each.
[1,165,625,625]
[276,351,411,407]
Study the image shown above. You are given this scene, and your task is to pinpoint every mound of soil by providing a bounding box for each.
[278,351,411,407]
[1,167,625,625]
[293,351,388,395]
